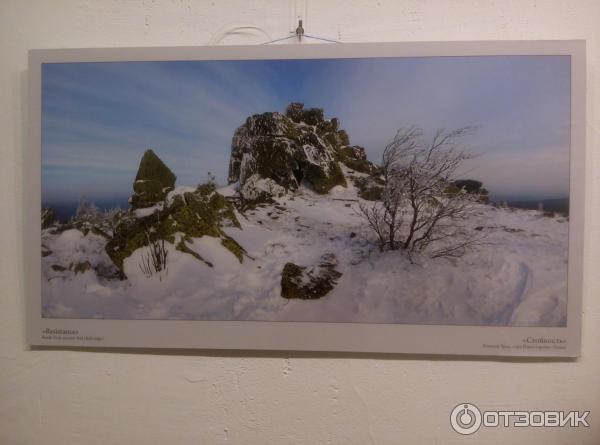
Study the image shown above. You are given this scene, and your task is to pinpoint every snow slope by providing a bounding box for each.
[41,183,568,326]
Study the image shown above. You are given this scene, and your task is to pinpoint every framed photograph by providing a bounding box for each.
[27,40,585,356]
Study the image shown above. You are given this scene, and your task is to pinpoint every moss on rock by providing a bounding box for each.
[301,107,325,126]
[304,161,347,194]
[249,138,298,190]
[220,236,246,263]
[336,145,380,175]
[106,179,243,277]
[73,261,92,274]
[342,158,374,174]
[229,104,367,200]
[353,176,384,201]
[175,236,213,268]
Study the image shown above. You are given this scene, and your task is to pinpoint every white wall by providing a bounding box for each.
[1,1,599,443]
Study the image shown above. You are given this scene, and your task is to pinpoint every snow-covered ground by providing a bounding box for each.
[42,182,568,326]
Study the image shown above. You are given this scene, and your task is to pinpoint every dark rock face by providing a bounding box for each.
[336,145,379,175]
[130,149,176,209]
[228,103,377,204]
[453,179,483,194]
[73,261,92,274]
[280,253,342,300]
[452,179,489,203]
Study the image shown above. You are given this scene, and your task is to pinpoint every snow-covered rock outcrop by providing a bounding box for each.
[106,152,245,278]
[228,103,377,204]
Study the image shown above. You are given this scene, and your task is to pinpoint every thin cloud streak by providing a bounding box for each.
[42,56,571,203]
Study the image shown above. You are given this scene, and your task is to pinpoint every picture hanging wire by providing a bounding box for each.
[263,19,341,45]
[209,20,340,45]
[208,25,273,45]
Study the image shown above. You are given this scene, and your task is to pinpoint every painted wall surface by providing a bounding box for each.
[1,1,599,443]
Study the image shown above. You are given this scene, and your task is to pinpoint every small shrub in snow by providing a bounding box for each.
[138,233,169,280]
[75,197,101,219]
[359,126,485,259]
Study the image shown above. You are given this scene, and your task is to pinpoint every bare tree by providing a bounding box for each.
[359,126,484,259]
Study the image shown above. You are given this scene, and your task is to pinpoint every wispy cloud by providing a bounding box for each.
[42,55,571,203]
[42,60,283,201]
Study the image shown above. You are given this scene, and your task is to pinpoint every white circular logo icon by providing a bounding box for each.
[450,403,482,435]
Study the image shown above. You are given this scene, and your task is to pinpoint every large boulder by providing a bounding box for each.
[130,149,176,209]
[280,253,342,300]
[228,103,377,204]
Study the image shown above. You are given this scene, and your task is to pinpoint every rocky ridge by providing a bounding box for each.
[228,103,379,205]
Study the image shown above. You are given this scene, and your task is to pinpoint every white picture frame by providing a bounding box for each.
[27,40,585,356]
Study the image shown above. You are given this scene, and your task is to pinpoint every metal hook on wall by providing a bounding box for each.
[263,19,341,45]
[295,19,305,42]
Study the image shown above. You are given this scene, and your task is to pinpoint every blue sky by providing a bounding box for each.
[42,55,570,204]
